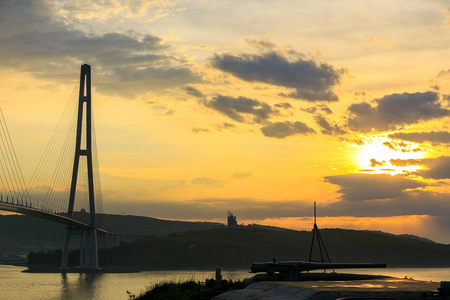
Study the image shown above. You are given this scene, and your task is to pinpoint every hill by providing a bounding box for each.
[0,213,222,254]
[28,227,450,270]
[0,212,291,254]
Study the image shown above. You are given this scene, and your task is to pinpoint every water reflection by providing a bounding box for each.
[0,266,448,300]
[58,272,103,300]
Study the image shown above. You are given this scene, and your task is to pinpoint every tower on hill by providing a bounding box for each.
[227,211,238,227]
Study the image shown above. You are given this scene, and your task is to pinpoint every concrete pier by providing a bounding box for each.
[214,278,443,299]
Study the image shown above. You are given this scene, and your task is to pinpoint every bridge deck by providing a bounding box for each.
[0,203,109,233]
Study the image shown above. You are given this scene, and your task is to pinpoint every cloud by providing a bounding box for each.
[323,190,450,219]
[324,174,426,201]
[230,173,253,180]
[362,38,396,50]
[388,131,450,145]
[383,141,396,151]
[192,128,209,134]
[0,0,199,98]
[417,156,450,180]
[347,92,449,132]
[246,38,276,49]
[314,115,346,135]
[438,69,450,78]
[443,6,450,27]
[260,121,315,139]
[389,159,422,167]
[215,122,236,131]
[184,85,205,98]
[370,159,385,167]
[56,0,180,22]
[211,50,344,102]
[204,95,278,124]
[274,102,293,109]
[320,106,333,114]
[191,177,224,187]
[104,190,450,224]
[302,105,332,115]
[301,107,318,114]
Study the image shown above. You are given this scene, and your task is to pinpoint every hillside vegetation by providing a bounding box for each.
[28,227,450,270]
[0,213,221,254]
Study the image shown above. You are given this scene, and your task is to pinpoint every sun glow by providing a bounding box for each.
[356,137,426,175]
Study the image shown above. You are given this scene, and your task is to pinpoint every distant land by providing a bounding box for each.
[0,212,282,254]
[2,212,449,270]
[27,226,450,270]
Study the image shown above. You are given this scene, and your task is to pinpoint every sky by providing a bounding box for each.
[0,0,449,242]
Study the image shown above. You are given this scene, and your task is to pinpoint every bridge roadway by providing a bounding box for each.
[0,202,109,234]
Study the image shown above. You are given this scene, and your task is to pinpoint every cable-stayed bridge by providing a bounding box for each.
[0,64,116,271]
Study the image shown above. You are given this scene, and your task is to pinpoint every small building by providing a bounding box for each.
[227,211,238,227]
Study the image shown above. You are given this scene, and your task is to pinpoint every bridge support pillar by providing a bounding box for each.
[60,64,100,271]
[61,227,99,270]
[79,230,85,267]
[61,227,72,270]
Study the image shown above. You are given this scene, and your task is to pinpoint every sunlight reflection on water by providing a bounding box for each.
[1,266,449,300]
[0,265,250,300]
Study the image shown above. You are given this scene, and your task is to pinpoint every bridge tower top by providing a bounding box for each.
[67,63,96,227]
[62,64,99,270]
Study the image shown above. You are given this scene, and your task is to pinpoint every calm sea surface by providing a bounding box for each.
[0,265,450,300]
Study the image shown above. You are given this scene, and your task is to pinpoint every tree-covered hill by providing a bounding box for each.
[28,227,450,270]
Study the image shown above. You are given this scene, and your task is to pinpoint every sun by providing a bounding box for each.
[356,136,426,175]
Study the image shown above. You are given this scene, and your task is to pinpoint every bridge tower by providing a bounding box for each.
[61,64,99,270]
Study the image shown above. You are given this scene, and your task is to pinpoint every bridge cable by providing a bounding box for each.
[0,108,30,203]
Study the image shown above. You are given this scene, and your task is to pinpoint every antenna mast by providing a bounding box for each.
[308,201,333,272]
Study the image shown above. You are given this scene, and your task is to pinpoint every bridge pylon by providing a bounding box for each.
[61,64,99,270]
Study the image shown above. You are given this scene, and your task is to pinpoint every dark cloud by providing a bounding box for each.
[211,51,344,102]
[301,107,317,114]
[105,196,314,220]
[192,128,209,134]
[383,141,396,151]
[323,190,450,219]
[215,122,236,131]
[430,84,440,91]
[320,106,333,114]
[301,105,332,115]
[104,189,450,224]
[324,174,426,201]
[437,69,450,78]
[347,92,449,132]
[418,156,450,180]
[388,131,450,145]
[204,95,278,124]
[389,159,422,167]
[381,140,421,153]
[184,85,205,98]
[314,115,346,135]
[370,159,385,167]
[274,102,293,109]
[260,121,315,139]
[0,0,199,98]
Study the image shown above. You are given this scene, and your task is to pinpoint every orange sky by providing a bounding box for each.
[0,0,449,242]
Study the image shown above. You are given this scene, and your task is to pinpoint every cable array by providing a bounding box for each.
[0,109,30,207]
[26,81,103,215]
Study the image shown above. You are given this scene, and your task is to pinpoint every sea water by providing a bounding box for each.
[0,265,449,300]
